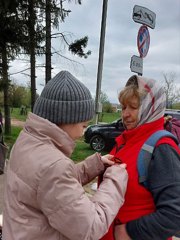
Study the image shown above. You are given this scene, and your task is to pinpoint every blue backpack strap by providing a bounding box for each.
[137,130,179,188]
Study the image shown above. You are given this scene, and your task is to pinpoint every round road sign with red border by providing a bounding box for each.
[137,25,150,58]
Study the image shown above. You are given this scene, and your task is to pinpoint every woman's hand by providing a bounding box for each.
[114,224,132,240]
[100,154,126,168]
[101,154,114,166]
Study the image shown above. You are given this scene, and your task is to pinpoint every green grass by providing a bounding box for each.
[9,109,120,124]
[71,138,96,162]
[10,107,30,121]
[72,139,108,162]
[88,112,121,125]
[4,126,22,156]
[99,112,121,123]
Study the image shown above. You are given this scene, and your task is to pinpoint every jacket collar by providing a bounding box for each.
[24,113,75,158]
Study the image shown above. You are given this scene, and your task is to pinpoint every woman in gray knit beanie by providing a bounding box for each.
[3,70,128,240]
[33,70,95,125]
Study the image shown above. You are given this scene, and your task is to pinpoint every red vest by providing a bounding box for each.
[101,118,173,240]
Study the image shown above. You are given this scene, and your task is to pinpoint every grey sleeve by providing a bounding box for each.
[126,144,180,240]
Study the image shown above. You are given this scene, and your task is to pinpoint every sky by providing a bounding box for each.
[10,0,180,104]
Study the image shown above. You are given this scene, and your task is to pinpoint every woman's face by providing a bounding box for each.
[58,121,89,140]
[121,95,139,130]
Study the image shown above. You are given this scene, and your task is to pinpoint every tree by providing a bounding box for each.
[3,0,45,112]
[0,1,29,134]
[103,102,113,113]
[17,0,45,111]
[12,0,91,108]
[100,91,112,112]
[0,0,92,132]
[45,0,52,82]
[68,36,91,59]
[8,81,31,108]
[162,72,180,108]
[99,91,112,121]
[0,0,18,13]
[44,0,91,83]
[100,91,109,104]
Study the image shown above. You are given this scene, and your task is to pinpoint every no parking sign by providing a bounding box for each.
[137,25,150,58]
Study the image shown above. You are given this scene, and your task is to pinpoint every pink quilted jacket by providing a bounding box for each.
[3,113,128,240]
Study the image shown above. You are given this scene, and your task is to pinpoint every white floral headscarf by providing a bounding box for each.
[126,75,166,127]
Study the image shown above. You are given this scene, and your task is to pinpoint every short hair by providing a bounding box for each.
[118,75,147,107]
[118,84,140,107]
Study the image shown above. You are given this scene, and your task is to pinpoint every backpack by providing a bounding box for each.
[164,117,180,143]
[137,130,180,189]
[137,129,180,237]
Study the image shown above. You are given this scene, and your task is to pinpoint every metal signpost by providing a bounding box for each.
[95,0,108,124]
[130,5,156,76]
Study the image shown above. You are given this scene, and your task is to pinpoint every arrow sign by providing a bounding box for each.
[133,5,156,29]
[130,55,143,75]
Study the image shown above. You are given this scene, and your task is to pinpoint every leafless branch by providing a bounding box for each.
[52,47,83,66]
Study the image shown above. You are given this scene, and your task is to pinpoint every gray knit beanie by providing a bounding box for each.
[33,70,95,124]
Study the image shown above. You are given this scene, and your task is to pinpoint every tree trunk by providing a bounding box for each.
[2,45,11,134]
[28,0,36,111]
[45,0,52,83]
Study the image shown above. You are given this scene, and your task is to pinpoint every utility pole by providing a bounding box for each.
[95,0,108,124]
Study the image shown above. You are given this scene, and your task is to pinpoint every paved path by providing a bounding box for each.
[11,118,25,127]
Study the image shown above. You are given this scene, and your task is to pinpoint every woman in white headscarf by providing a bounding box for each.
[101,75,180,240]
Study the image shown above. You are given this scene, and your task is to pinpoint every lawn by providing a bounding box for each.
[99,112,121,123]
[4,126,22,156]
[10,107,30,121]
[10,108,120,123]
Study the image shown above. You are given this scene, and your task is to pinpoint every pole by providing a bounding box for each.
[95,0,108,124]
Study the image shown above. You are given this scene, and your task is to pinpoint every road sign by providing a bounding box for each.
[133,5,156,29]
[137,25,150,58]
[130,55,143,75]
